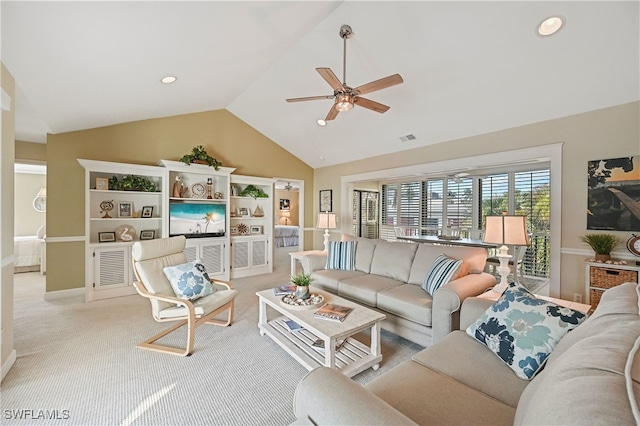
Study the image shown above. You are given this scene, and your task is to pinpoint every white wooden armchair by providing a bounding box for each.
[131,236,238,356]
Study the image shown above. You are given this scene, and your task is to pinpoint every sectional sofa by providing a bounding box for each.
[301,235,496,346]
[292,282,640,425]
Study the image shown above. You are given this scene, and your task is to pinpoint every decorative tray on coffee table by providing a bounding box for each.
[281,293,324,310]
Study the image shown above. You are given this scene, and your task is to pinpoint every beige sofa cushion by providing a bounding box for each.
[309,269,366,293]
[369,241,418,283]
[514,282,640,425]
[407,244,488,285]
[413,331,529,407]
[365,359,516,425]
[377,284,433,326]
[341,235,380,273]
[338,274,404,307]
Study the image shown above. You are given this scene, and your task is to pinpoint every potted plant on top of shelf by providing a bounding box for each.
[239,184,268,199]
[580,233,621,262]
[179,145,222,170]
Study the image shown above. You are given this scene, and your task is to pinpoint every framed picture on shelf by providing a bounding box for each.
[319,189,332,212]
[230,226,239,235]
[250,225,263,234]
[141,206,154,218]
[118,202,133,218]
[95,177,109,191]
[238,207,249,217]
[139,230,155,240]
[98,232,116,243]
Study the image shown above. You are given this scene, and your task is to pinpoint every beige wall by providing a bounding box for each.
[45,109,313,292]
[15,140,46,163]
[14,173,46,236]
[1,63,16,379]
[313,102,640,300]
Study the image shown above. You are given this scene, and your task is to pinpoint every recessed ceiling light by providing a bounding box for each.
[161,76,177,84]
[537,16,565,36]
[317,119,326,126]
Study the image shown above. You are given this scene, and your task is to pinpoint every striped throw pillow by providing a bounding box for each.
[326,241,356,270]
[422,255,463,295]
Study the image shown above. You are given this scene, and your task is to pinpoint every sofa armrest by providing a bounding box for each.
[431,272,496,344]
[459,296,495,330]
[300,253,328,274]
[293,367,417,425]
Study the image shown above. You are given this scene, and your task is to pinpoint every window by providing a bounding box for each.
[381,167,551,279]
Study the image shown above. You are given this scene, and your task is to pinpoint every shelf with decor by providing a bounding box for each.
[229,175,274,278]
[78,159,169,302]
[158,159,236,281]
[585,260,640,313]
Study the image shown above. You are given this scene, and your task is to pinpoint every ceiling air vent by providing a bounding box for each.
[399,134,416,142]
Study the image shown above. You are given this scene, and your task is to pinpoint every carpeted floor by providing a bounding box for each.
[2,247,423,425]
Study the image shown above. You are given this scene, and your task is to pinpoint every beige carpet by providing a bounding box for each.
[2,247,422,425]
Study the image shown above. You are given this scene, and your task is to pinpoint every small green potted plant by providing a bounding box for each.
[180,145,222,170]
[580,233,621,262]
[290,273,313,300]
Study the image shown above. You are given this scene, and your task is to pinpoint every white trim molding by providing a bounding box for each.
[1,348,16,382]
[1,255,15,269]
[1,88,11,111]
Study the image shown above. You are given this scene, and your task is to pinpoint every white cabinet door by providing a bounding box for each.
[184,238,227,279]
[88,245,136,301]
[231,236,270,278]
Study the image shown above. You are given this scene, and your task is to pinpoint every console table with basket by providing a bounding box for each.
[585,261,640,313]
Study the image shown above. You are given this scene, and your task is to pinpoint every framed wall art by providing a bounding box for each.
[319,189,332,212]
[95,177,109,191]
[118,202,133,218]
[250,225,263,234]
[98,231,116,243]
[141,206,154,218]
[587,155,640,231]
[279,199,290,210]
[140,230,155,240]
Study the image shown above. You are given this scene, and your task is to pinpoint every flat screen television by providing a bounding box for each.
[169,201,226,238]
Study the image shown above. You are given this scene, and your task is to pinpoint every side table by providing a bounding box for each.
[478,289,591,314]
[289,249,325,275]
[585,261,640,312]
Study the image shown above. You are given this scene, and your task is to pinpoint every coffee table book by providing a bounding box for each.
[314,304,353,322]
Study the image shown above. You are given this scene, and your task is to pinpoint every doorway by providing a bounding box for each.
[273,179,304,267]
[352,190,379,239]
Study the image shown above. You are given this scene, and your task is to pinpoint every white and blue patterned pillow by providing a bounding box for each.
[422,255,463,295]
[163,261,215,301]
[466,282,587,380]
[326,241,356,271]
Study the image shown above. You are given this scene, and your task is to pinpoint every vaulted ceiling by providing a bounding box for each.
[3,1,638,168]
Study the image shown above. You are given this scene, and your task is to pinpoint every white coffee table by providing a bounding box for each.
[257,287,386,378]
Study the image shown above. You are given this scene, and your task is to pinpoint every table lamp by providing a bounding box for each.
[483,214,529,293]
[316,212,337,251]
[280,210,290,225]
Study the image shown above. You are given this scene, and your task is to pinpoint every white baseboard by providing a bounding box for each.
[44,287,84,301]
[1,349,16,382]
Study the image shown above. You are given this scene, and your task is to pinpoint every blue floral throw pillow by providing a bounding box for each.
[466,282,587,380]
[163,261,215,301]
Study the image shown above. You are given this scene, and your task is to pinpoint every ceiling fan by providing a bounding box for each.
[286,24,404,122]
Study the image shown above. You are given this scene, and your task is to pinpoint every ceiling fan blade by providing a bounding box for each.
[316,68,344,92]
[354,74,403,95]
[354,97,390,113]
[325,106,339,121]
[286,95,334,103]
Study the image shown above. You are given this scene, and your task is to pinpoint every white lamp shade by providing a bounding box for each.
[483,215,529,246]
[280,211,291,218]
[316,213,337,229]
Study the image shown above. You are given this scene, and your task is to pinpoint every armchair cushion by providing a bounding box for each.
[466,282,587,380]
[325,240,356,271]
[163,261,215,301]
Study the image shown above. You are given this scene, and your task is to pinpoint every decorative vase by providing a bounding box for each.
[295,286,310,300]
[595,253,611,262]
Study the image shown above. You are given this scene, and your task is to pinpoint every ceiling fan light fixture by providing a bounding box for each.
[317,119,327,126]
[335,94,354,112]
[160,76,177,84]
